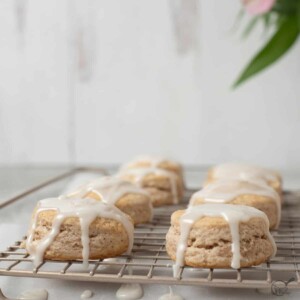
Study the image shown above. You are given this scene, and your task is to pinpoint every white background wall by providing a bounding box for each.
[0,0,299,168]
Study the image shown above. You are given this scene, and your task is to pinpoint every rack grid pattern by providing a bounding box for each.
[1,167,300,292]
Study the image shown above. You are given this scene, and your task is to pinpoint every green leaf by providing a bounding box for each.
[233,16,299,89]
[298,0,300,30]
[263,13,271,30]
[262,13,274,37]
[231,8,245,34]
[273,0,300,15]
[242,17,259,39]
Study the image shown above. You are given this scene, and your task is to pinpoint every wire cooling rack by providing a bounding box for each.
[0,167,300,294]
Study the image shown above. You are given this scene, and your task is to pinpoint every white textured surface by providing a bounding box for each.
[0,1,299,168]
[0,0,71,164]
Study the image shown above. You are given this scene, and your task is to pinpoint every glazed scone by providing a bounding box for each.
[120,156,185,190]
[118,167,183,207]
[206,163,282,196]
[189,180,281,229]
[66,176,152,225]
[166,204,276,274]
[26,198,134,267]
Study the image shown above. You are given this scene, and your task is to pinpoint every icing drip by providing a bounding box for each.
[190,179,281,228]
[115,264,143,299]
[98,257,119,271]
[212,163,279,184]
[116,284,143,300]
[26,198,134,267]
[159,287,184,300]
[66,176,153,220]
[81,290,93,299]
[67,176,150,204]
[173,204,276,277]
[119,168,179,204]
[18,289,48,300]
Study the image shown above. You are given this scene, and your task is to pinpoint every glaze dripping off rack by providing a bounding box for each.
[1,167,300,293]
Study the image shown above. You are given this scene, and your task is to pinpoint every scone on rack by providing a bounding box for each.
[65,176,153,225]
[118,167,183,207]
[166,204,276,275]
[189,179,281,229]
[205,163,282,195]
[121,155,185,188]
[26,198,134,267]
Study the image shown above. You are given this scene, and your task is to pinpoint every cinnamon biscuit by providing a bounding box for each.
[206,163,282,196]
[26,198,134,266]
[118,168,183,206]
[166,204,276,273]
[121,156,185,189]
[190,180,281,229]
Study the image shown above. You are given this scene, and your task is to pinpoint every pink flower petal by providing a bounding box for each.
[242,0,276,15]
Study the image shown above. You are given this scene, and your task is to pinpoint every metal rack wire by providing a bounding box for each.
[0,167,300,293]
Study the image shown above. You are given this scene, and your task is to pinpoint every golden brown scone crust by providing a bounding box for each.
[29,210,132,260]
[166,210,274,268]
[84,191,152,225]
[120,172,183,207]
[191,194,278,229]
[143,187,174,207]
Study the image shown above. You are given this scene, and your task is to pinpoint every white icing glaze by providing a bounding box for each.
[173,204,276,277]
[81,290,93,299]
[115,265,144,299]
[190,179,281,228]
[119,167,179,204]
[65,176,153,220]
[159,287,184,300]
[26,198,134,267]
[65,176,153,222]
[212,163,279,184]
[116,283,143,300]
[67,176,149,203]
[98,257,120,271]
[18,289,48,300]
